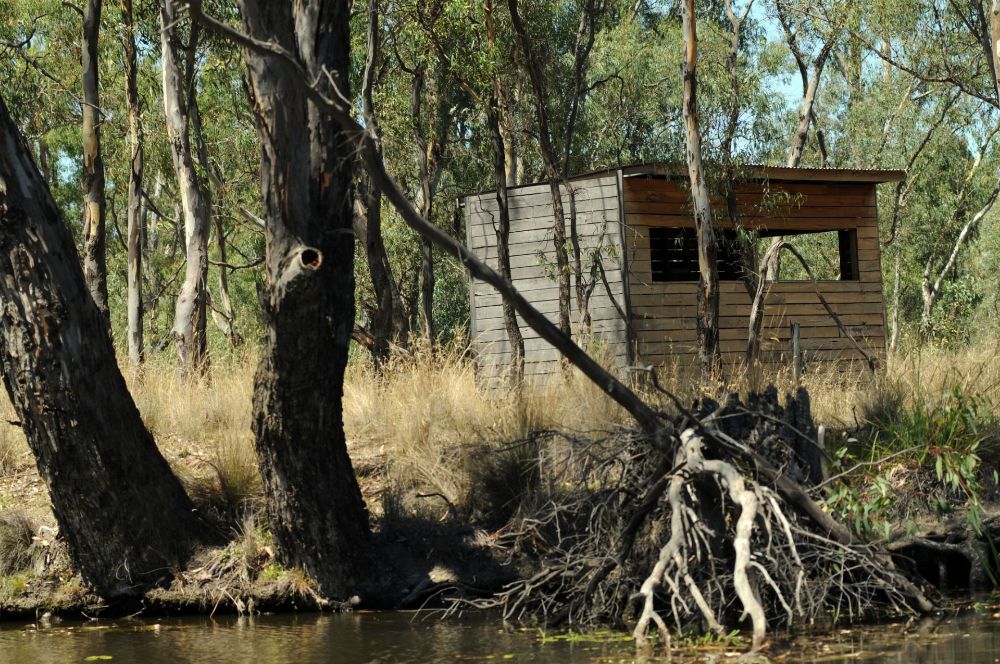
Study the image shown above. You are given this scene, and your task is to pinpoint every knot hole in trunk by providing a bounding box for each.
[299,248,322,270]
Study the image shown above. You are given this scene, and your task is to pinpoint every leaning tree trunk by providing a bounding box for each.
[123,0,143,366]
[764,19,834,282]
[81,0,109,326]
[0,95,214,598]
[239,0,372,598]
[160,0,210,376]
[681,0,722,378]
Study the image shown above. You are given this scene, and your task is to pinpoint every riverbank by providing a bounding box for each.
[2,340,1000,636]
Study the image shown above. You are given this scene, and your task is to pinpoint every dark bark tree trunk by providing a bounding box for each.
[238,0,372,598]
[122,0,143,367]
[721,0,758,301]
[160,0,210,376]
[358,0,407,365]
[990,0,1000,102]
[484,0,524,382]
[0,95,214,598]
[681,0,722,378]
[81,0,109,326]
[486,101,525,383]
[410,62,448,346]
[507,0,572,337]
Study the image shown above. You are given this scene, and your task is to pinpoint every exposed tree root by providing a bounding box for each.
[456,390,938,654]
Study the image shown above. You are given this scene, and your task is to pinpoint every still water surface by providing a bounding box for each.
[2,609,1000,663]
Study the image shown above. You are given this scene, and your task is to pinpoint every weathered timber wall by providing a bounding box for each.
[464,173,628,384]
[622,176,886,375]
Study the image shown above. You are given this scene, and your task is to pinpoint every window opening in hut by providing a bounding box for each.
[758,228,858,281]
[649,227,744,282]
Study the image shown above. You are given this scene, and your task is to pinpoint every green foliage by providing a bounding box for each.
[0,0,997,361]
[826,383,998,537]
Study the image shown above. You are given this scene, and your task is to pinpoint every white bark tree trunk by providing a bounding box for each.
[160,0,210,375]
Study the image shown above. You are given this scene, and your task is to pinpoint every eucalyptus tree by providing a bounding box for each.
[80,0,110,325]
[0,95,217,597]
[680,0,723,376]
[353,0,409,365]
[411,0,526,377]
[228,0,373,598]
[506,0,606,334]
[159,0,211,375]
[843,0,1000,343]
[122,0,144,365]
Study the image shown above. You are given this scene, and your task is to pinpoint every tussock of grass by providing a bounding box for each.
[179,432,262,527]
[0,398,28,479]
[0,511,37,576]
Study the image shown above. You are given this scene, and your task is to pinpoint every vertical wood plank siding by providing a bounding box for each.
[464,171,889,385]
[464,174,628,385]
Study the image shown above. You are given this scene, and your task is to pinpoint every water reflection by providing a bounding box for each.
[2,610,1000,663]
[0,611,633,663]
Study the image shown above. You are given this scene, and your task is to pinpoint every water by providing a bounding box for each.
[2,610,1000,663]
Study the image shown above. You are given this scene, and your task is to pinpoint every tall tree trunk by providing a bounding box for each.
[479,0,524,381]
[0,95,214,598]
[988,0,1000,103]
[786,51,830,169]
[358,0,407,364]
[239,0,371,598]
[210,215,243,346]
[123,0,143,367]
[410,59,448,347]
[160,0,210,376]
[420,239,435,342]
[681,0,722,378]
[507,0,572,337]
[81,0,109,325]
[722,0,758,302]
[486,102,525,383]
[412,65,435,344]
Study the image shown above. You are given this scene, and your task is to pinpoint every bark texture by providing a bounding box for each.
[681,0,722,377]
[0,95,212,598]
[123,0,143,366]
[160,0,210,375]
[358,0,407,364]
[239,0,372,598]
[410,64,447,345]
[81,0,109,325]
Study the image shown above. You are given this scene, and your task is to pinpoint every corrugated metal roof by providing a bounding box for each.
[621,162,906,183]
[458,161,905,201]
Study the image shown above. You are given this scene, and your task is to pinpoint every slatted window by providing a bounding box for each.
[649,227,744,282]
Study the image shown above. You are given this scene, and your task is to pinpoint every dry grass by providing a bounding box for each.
[343,340,632,512]
[0,510,37,576]
[0,397,28,479]
[127,352,256,446]
[0,337,997,527]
